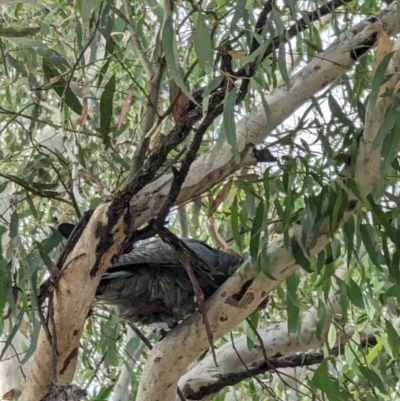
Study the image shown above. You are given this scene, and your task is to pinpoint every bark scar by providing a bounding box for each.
[59,347,78,375]
[225,279,255,308]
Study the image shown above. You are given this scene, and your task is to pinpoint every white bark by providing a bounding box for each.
[18,3,400,401]
[130,4,399,230]
[179,257,365,400]
[20,204,128,401]
[113,328,154,401]
[136,5,400,401]
[181,247,369,400]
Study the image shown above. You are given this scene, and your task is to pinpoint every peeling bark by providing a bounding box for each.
[20,205,127,401]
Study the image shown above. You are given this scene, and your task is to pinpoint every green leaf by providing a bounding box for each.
[7,37,70,71]
[255,89,272,143]
[359,224,381,271]
[278,41,290,87]
[0,181,8,195]
[327,323,337,349]
[358,366,385,392]
[126,336,141,357]
[339,280,349,322]
[223,87,240,163]
[0,308,25,361]
[26,249,41,274]
[41,230,63,254]
[380,116,400,177]
[328,94,353,127]
[342,218,355,267]
[203,75,224,99]
[347,278,365,309]
[292,237,312,272]
[162,16,197,105]
[9,210,19,239]
[100,3,115,41]
[0,27,40,38]
[329,188,347,234]
[250,201,264,265]
[316,297,327,338]
[96,383,116,401]
[372,105,399,150]
[99,74,116,148]
[312,358,348,400]
[230,196,242,249]
[42,60,83,116]
[345,178,369,206]
[243,38,270,68]
[369,51,394,113]
[286,272,300,333]
[368,194,396,241]
[79,0,98,24]
[229,0,246,32]
[194,13,212,71]
[385,319,400,358]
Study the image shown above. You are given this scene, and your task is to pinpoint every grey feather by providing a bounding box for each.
[57,224,242,327]
[96,238,242,326]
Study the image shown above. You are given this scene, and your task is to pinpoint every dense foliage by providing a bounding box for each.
[1,0,400,400]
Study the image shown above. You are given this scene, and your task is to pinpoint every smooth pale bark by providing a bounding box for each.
[136,6,400,401]
[179,260,364,399]
[19,3,400,401]
[130,5,399,230]
[20,205,127,401]
[180,238,366,399]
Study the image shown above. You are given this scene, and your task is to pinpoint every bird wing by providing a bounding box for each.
[114,238,220,269]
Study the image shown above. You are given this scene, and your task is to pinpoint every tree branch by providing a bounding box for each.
[130,5,398,231]
[180,257,365,400]
[123,0,154,80]
[18,3,400,401]
[187,334,378,400]
[135,6,400,401]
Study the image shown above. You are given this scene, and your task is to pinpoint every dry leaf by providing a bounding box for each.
[226,49,247,61]
[169,80,186,121]
[20,317,29,338]
[77,98,88,126]
[207,177,233,217]
[117,90,133,129]
[172,93,185,121]
[3,389,22,400]
[257,295,270,310]
[208,217,230,250]
[49,76,61,84]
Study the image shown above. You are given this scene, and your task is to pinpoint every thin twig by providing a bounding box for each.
[190,334,378,399]
[123,0,154,79]
[127,323,153,350]
[156,227,218,366]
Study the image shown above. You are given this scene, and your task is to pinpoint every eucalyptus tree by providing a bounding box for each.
[1,1,400,401]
